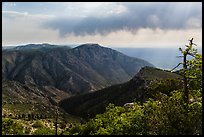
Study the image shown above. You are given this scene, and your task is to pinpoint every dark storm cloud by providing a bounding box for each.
[43,2,202,37]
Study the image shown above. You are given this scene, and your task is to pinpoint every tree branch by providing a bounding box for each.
[170,63,182,72]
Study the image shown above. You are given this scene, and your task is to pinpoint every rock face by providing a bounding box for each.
[59,66,182,118]
[2,43,154,95]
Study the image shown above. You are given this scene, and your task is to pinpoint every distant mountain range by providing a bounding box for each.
[2,43,154,95]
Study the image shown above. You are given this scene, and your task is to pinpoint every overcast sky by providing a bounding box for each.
[2,2,202,48]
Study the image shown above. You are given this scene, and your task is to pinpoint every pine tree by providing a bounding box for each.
[171,38,198,103]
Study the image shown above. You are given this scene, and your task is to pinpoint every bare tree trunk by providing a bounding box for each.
[183,53,188,104]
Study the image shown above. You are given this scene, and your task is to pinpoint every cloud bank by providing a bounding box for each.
[43,2,202,37]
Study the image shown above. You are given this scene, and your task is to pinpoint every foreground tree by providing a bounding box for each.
[171,38,200,103]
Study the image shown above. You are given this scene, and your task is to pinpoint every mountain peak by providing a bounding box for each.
[74,43,104,49]
[80,43,101,47]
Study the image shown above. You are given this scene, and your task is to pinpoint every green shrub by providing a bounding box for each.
[32,120,43,128]
[33,127,55,135]
[2,118,24,135]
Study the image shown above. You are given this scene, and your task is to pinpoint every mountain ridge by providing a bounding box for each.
[59,66,182,118]
[2,43,154,95]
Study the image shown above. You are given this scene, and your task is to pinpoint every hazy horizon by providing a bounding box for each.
[2,42,203,49]
[2,2,202,48]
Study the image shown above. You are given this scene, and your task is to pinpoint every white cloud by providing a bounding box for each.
[55,2,127,18]
[3,10,55,20]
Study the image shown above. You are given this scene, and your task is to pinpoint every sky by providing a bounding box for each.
[2,2,202,48]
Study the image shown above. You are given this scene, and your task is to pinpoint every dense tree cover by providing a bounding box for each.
[65,93,201,135]
[63,44,202,135]
[145,78,183,99]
